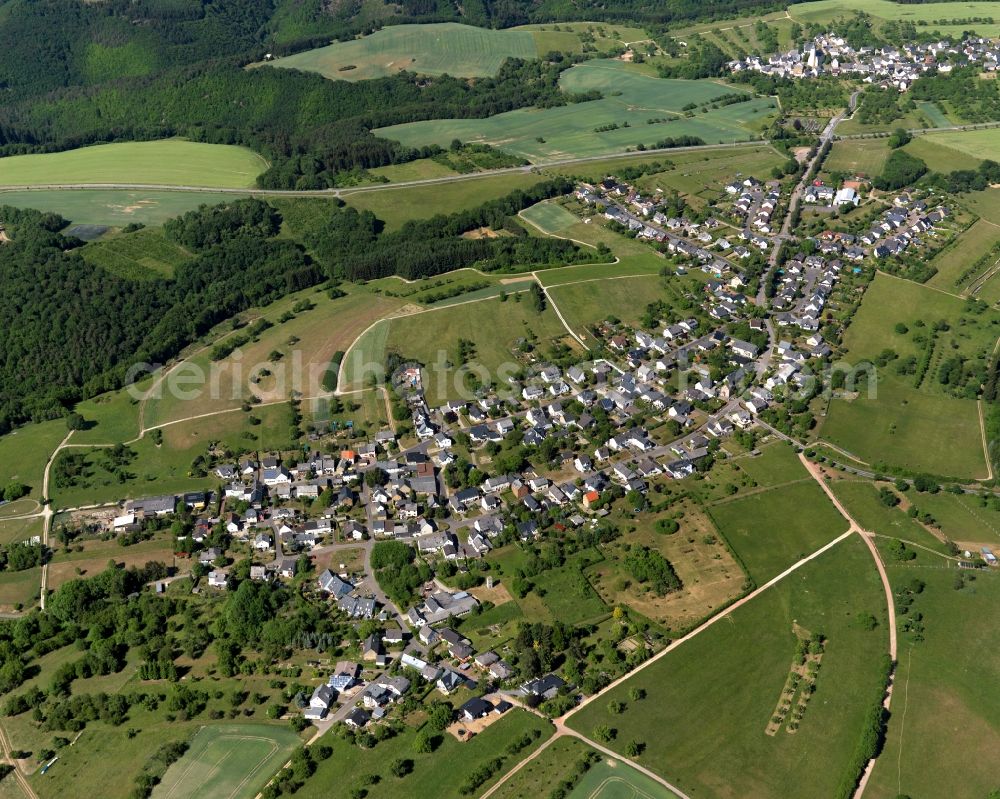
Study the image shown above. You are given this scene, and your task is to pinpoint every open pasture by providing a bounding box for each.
[0,140,267,188]
[0,189,250,227]
[707,479,849,585]
[260,23,539,81]
[376,60,776,163]
[928,218,1000,290]
[547,275,666,337]
[567,538,889,799]
[920,128,1000,161]
[152,724,301,799]
[903,134,981,174]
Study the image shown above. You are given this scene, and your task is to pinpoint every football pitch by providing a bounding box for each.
[569,759,678,799]
[152,724,301,799]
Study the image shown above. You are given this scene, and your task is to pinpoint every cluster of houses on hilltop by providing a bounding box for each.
[729,33,1000,91]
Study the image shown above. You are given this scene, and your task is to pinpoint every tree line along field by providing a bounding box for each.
[790,0,1000,38]
[0,140,268,189]
[566,537,889,799]
[817,273,992,480]
[375,60,777,163]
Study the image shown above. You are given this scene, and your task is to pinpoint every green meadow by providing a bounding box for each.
[82,228,192,279]
[376,60,776,163]
[0,140,267,188]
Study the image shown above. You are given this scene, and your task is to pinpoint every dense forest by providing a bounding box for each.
[0,58,597,189]
[0,182,598,428]
[0,201,320,430]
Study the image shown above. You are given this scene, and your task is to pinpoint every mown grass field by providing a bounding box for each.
[82,228,192,279]
[0,140,267,188]
[260,23,539,81]
[0,189,250,227]
[0,516,43,548]
[547,275,665,338]
[822,378,986,478]
[734,442,810,488]
[376,60,776,163]
[567,537,888,799]
[866,569,1000,798]
[919,128,1000,161]
[295,709,552,799]
[152,723,301,799]
[0,564,41,610]
[707,479,849,585]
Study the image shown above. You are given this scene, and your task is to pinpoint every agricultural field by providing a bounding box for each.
[818,274,992,479]
[259,23,540,81]
[376,60,777,163]
[587,500,746,633]
[152,723,301,799]
[341,294,573,404]
[0,140,267,188]
[865,569,1000,799]
[81,228,192,279]
[294,710,552,799]
[567,537,889,799]
[0,189,251,227]
[707,479,849,585]
[790,0,1000,38]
